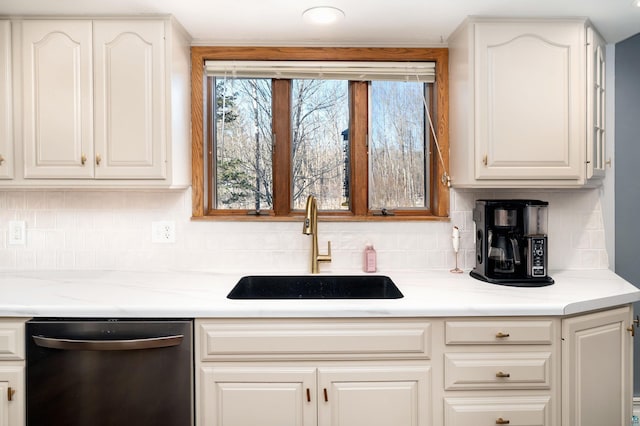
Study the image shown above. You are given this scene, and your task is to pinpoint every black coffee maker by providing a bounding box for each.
[471,199,554,286]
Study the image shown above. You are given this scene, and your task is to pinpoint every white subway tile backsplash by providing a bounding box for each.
[56,250,75,269]
[0,188,610,272]
[16,250,36,269]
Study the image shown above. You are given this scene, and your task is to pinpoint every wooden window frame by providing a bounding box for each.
[191,47,449,221]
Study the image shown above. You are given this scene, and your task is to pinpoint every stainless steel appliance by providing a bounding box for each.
[26,319,193,426]
[471,199,553,286]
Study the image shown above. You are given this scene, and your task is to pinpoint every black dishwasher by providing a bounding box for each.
[26,318,193,426]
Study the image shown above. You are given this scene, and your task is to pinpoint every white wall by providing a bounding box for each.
[0,187,608,273]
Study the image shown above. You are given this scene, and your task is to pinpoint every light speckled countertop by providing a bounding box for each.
[1,269,638,318]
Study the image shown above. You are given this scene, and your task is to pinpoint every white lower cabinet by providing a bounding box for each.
[199,365,431,426]
[0,320,26,426]
[196,319,433,426]
[196,307,633,426]
[318,366,430,426]
[0,367,24,426]
[200,367,316,426]
[562,306,632,426]
[442,319,560,426]
[444,396,551,426]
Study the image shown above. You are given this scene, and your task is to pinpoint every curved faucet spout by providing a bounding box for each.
[302,195,332,273]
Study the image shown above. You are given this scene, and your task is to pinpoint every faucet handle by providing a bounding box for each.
[318,241,332,262]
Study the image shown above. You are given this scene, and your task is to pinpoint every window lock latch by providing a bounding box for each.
[373,208,396,216]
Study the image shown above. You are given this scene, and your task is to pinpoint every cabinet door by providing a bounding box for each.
[586,25,607,180]
[0,366,25,426]
[0,21,12,180]
[199,366,317,426]
[93,21,166,179]
[318,366,431,426]
[562,306,632,426]
[474,22,584,180]
[22,20,94,178]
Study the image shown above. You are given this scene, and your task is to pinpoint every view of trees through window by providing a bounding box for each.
[291,79,349,210]
[214,78,273,211]
[370,81,429,210]
[212,77,430,213]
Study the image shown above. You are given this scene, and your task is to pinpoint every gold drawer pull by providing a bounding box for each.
[496,418,510,425]
[81,154,87,165]
[0,154,4,165]
[306,388,311,402]
[496,371,511,378]
[96,154,102,166]
[495,332,510,338]
[7,387,15,402]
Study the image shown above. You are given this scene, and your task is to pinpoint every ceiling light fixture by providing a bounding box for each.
[302,6,345,25]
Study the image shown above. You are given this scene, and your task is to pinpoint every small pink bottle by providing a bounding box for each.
[363,244,377,273]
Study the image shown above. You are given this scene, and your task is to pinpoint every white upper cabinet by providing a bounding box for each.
[93,20,166,179]
[585,26,607,181]
[10,17,191,188]
[21,20,94,179]
[449,18,605,188]
[0,21,13,180]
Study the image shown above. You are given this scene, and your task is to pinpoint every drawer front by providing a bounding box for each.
[445,320,554,345]
[0,321,25,360]
[444,352,551,390]
[444,396,551,426]
[198,319,431,361]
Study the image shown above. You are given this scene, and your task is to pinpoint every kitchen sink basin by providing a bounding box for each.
[227,275,403,299]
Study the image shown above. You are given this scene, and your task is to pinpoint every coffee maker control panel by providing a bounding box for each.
[528,237,547,277]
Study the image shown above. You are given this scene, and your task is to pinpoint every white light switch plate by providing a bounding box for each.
[8,221,26,245]
[151,221,176,243]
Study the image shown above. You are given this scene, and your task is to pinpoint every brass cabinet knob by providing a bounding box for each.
[496,418,510,425]
[0,154,4,165]
[96,154,102,166]
[81,154,87,165]
[495,371,511,378]
[495,332,510,338]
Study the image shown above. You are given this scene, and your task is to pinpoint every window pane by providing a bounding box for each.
[369,81,429,210]
[291,79,349,210]
[214,78,273,210]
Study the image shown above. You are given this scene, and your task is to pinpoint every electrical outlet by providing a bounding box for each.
[151,221,176,243]
[8,221,26,245]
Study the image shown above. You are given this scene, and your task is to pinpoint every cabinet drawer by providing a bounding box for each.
[198,319,431,361]
[444,352,551,390]
[445,320,554,345]
[444,396,551,426]
[0,320,25,360]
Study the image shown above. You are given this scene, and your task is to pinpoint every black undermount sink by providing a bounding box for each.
[227,275,403,299]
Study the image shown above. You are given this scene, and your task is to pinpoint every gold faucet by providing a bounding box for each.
[302,195,332,273]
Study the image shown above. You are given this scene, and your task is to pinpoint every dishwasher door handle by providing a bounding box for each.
[33,334,184,351]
